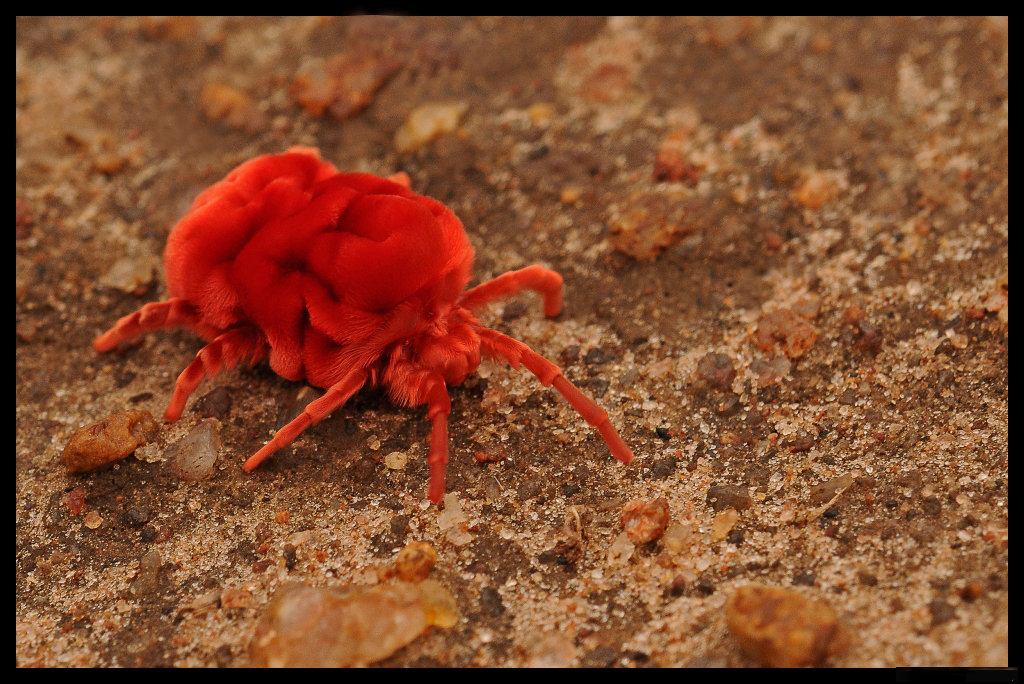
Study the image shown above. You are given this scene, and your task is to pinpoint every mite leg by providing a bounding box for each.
[479,328,633,464]
[383,364,452,503]
[242,367,369,472]
[93,298,201,352]
[423,377,452,503]
[459,264,563,318]
[164,327,269,421]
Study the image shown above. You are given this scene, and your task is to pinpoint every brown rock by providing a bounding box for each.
[291,52,403,120]
[696,352,736,391]
[250,581,455,667]
[726,584,851,667]
[608,190,696,259]
[621,497,670,545]
[706,484,753,513]
[394,541,438,583]
[751,308,819,359]
[62,410,159,473]
[654,128,703,185]
[795,170,846,209]
[200,82,265,132]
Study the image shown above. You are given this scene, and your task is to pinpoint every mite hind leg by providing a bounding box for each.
[243,368,369,472]
[93,298,201,352]
[164,327,269,421]
[459,264,563,318]
[479,328,632,464]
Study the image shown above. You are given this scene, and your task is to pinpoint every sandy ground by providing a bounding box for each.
[16,17,1007,667]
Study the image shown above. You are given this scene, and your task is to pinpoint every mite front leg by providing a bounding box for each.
[459,264,563,318]
[548,375,633,465]
[93,298,201,352]
[243,367,369,472]
[164,327,269,421]
[479,328,633,465]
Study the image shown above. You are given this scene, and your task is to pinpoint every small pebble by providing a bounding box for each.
[621,497,670,545]
[607,189,693,259]
[62,410,159,473]
[654,128,702,185]
[751,308,819,359]
[983,290,1007,314]
[394,101,468,153]
[559,185,582,204]
[437,493,468,531]
[795,170,846,209]
[791,295,821,320]
[98,256,160,295]
[384,451,408,470]
[250,580,456,667]
[696,352,736,391]
[290,52,402,120]
[960,581,984,602]
[394,541,437,583]
[220,586,252,611]
[479,587,505,617]
[525,630,577,668]
[199,82,265,131]
[607,531,635,565]
[130,550,162,596]
[809,473,854,506]
[193,386,233,419]
[83,510,103,529]
[166,420,222,481]
[750,356,791,388]
[928,599,956,627]
[662,521,693,553]
[856,321,884,355]
[124,507,151,527]
[61,487,88,514]
[438,494,473,546]
[726,584,851,667]
[711,509,739,541]
[526,102,555,126]
[706,484,753,513]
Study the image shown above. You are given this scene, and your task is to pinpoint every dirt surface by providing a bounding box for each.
[16,17,1007,668]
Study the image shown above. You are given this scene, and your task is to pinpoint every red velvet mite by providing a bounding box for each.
[93,147,632,502]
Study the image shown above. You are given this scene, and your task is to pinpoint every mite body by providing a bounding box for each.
[94,147,632,501]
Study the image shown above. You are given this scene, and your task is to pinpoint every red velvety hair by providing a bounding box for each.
[162,147,473,383]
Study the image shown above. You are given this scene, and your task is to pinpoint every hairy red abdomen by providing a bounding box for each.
[161,147,472,386]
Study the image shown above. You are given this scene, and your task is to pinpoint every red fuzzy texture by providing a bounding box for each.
[94,147,632,502]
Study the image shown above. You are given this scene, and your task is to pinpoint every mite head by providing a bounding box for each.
[402,268,481,386]
[412,307,481,386]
